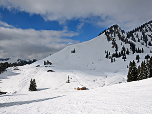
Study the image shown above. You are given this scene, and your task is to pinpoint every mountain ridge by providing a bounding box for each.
[34,20,152,71]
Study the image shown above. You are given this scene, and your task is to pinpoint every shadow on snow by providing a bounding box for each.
[0,95,65,108]
[37,88,50,91]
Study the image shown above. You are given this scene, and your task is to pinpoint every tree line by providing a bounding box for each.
[0,59,37,74]
[127,57,152,82]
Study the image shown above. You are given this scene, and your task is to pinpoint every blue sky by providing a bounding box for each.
[0,0,152,61]
[0,8,63,30]
[0,8,104,42]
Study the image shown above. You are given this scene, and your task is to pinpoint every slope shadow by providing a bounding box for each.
[37,88,50,91]
[0,72,20,83]
[0,95,65,108]
[0,72,20,79]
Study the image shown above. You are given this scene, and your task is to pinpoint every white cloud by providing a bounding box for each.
[0,0,152,30]
[0,22,79,60]
[0,21,13,28]
[77,23,84,31]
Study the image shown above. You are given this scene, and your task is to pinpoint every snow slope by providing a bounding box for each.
[1,77,152,114]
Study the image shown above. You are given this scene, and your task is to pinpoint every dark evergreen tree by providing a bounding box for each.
[127,61,137,82]
[106,51,109,58]
[122,45,126,52]
[109,52,110,55]
[114,58,116,62]
[144,35,148,46]
[136,55,140,63]
[115,51,118,58]
[137,61,146,80]
[144,60,149,79]
[44,61,46,65]
[66,76,70,83]
[137,65,141,79]
[131,60,138,81]
[122,54,126,61]
[111,58,113,63]
[129,42,136,54]
[149,57,152,78]
[115,43,118,51]
[121,50,124,55]
[118,52,121,57]
[135,48,138,53]
[145,54,150,60]
[137,47,141,53]
[127,61,132,82]
[148,41,152,46]
[29,79,37,91]
[146,59,150,78]
[126,48,129,55]
[142,48,144,53]
[138,61,145,79]
[98,32,102,36]
[33,59,37,63]
[71,48,75,53]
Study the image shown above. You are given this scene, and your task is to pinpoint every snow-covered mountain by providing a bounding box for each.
[1,21,152,114]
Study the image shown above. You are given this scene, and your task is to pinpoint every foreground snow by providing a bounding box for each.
[1,77,152,114]
[0,64,151,114]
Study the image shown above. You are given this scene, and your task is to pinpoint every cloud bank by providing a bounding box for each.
[0,24,78,61]
[0,0,152,30]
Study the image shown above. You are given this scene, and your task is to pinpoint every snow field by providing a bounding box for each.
[1,78,152,114]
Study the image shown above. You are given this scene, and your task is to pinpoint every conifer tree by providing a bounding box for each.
[145,54,150,60]
[137,62,144,80]
[105,51,109,58]
[66,76,70,83]
[127,61,132,82]
[29,79,37,91]
[122,54,126,61]
[146,59,150,78]
[143,61,148,79]
[114,58,115,62]
[148,57,152,78]
[111,58,113,63]
[142,48,144,53]
[136,55,140,63]
[126,48,129,55]
[131,60,138,81]
[137,65,141,78]
[148,41,152,46]
[44,61,46,65]
[127,61,137,82]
